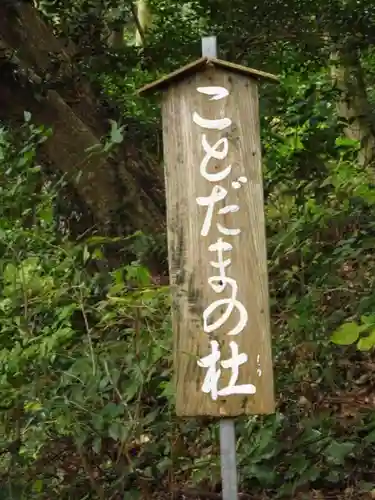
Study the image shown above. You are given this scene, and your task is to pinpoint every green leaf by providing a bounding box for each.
[83,246,90,263]
[92,437,102,454]
[3,263,17,283]
[85,235,122,244]
[157,457,172,473]
[357,329,375,351]
[136,265,151,286]
[360,315,375,326]
[24,111,32,123]
[109,120,124,144]
[254,425,276,456]
[85,143,103,154]
[364,428,375,445]
[104,402,125,418]
[24,401,42,412]
[335,136,359,148]
[108,422,121,441]
[32,479,43,493]
[39,204,54,224]
[324,441,355,464]
[92,248,104,260]
[331,322,360,345]
[320,176,333,187]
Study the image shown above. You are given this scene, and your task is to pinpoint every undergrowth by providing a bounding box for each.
[2,73,375,499]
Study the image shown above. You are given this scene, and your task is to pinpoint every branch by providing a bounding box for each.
[131,2,146,47]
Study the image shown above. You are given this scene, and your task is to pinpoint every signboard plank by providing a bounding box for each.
[161,66,275,417]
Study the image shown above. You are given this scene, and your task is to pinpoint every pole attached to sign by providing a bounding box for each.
[201,35,238,500]
[137,37,278,500]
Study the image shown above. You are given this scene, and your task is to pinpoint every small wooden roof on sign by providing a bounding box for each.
[137,56,279,96]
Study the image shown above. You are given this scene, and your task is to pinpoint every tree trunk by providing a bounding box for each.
[330,48,375,167]
[0,2,165,237]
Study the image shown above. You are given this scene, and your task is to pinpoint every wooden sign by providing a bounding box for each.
[139,58,278,417]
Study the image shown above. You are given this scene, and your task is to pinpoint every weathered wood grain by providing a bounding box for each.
[162,67,275,417]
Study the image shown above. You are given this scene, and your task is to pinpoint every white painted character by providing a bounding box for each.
[196,86,229,101]
[196,185,240,237]
[193,111,232,131]
[199,135,232,182]
[198,340,256,401]
[203,237,248,336]
[193,85,231,137]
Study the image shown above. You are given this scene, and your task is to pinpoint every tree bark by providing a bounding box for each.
[0,2,165,237]
[330,48,375,167]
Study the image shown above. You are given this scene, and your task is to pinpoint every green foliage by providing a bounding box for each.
[6,0,375,498]
[3,86,375,498]
[0,120,175,498]
[331,316,375,350]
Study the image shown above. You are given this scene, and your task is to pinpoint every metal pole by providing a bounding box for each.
[201,35,239,500]
[201,36,218,58]
[220,419,238,499]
